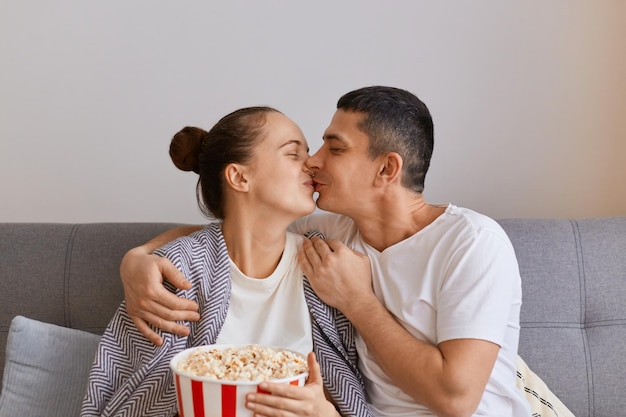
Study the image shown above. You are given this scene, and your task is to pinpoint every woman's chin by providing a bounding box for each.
[302,204,316,217]
[295,201,316,219]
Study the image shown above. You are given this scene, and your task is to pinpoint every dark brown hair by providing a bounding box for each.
[337,86,434,194]
[169,106,281,219]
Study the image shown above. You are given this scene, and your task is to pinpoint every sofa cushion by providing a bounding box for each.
[0,315,101,417]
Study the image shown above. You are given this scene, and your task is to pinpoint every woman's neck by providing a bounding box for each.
[220,216,289,279]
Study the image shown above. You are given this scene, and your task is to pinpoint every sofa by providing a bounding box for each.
[0,218,625,417]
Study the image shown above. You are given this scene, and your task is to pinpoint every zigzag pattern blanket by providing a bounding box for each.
[81,223,372,417]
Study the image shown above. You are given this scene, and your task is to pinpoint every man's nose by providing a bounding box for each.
[305,152,320,171]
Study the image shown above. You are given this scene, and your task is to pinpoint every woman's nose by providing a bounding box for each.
[303,163,315,177]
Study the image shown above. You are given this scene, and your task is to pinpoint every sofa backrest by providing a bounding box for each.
[0,222,181,394]
[499,217,626,417]
[1,218,625,417]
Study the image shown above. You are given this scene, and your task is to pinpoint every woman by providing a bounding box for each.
[80,107,371,417]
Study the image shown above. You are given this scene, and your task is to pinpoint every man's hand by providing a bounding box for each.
[245,352,340,417]
[120,246,200,346]
[298,236,375,317]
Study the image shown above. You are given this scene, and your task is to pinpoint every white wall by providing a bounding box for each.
[2,1,625,223]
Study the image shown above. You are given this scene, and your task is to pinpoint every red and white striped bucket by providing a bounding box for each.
[170,346,308,417]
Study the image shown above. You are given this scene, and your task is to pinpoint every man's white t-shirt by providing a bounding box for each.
[216,232,313,356]
[290,204,531,417]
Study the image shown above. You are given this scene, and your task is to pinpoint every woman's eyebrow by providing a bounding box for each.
[279,139,306,149]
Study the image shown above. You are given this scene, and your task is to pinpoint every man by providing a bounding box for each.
[122,86,531,416]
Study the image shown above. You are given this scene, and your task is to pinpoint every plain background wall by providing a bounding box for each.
[2,1,625,224]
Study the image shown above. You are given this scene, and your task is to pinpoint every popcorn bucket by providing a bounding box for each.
[170,345,308,417]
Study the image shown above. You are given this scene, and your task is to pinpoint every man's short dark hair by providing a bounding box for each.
[337,86,434,193]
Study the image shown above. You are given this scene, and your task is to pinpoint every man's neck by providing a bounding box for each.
[353,193,446,252]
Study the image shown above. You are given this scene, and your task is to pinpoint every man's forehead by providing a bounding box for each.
[323,110,367,142]
[332,109,365,124]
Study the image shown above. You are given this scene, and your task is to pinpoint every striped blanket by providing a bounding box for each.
[80,223,372,417]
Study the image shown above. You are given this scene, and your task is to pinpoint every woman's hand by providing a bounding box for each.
[120,245,200,346]
[245,352,340,417]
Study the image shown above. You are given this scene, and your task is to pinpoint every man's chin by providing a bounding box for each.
[314,195,332,212]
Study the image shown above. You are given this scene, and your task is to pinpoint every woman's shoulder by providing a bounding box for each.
[155,222,223,255]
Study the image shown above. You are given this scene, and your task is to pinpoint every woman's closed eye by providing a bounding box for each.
[288,146,309,160]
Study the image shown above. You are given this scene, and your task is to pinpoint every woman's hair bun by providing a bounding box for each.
[169,126,206,173]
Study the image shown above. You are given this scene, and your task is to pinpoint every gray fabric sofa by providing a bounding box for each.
[1,218,625,417]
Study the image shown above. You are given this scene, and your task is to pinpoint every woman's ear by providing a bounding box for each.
[224,163,249,192]
[375,152,403,185]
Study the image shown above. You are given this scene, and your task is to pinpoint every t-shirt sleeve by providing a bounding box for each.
[436,228,521,346]
[288,211,357,241]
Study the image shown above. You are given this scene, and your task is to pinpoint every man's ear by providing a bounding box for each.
[224,163,249,192]
[376,152,403,185]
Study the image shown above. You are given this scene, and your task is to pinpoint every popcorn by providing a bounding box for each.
[175,344,308,382]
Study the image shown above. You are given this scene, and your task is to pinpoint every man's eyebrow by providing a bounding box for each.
[322,133,344,142]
